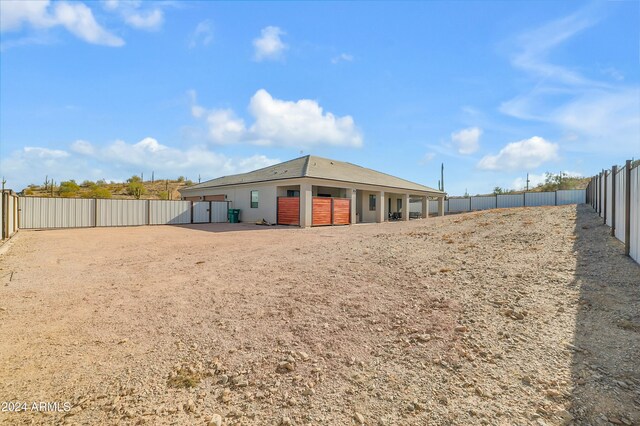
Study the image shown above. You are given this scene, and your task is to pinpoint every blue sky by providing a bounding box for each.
[1,0,638,195]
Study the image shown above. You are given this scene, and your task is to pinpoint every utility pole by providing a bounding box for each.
[141,172,144,182]
[151,171,154,183]
[526,173,530,191]
[198,174,201,184]
[440,163,445,192]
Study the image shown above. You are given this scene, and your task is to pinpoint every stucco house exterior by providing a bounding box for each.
[179,155,446,227]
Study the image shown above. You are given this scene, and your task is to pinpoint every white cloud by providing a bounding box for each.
[253,26,287,61]
[54,2,124,46]
[204,110,246,144]
[81,138,280,176]
[236,154,280,172]
[511,12,596,86]
[190,89,363,148]
[451,127,481,154]
[70,140,95,155]
[0,0,53,31]
[501,5,640,155]
[123,8,163,31]
[102,0,120,12]
[247,89,362,147]
[477,136,559,171]
[189,20,213,48]
[101,0,164,31]
[0,138,281,191]
[331,53,353,64]
[0,0,124,47]
[23,147,70,159]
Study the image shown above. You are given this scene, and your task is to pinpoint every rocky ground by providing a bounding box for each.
[0,204,638,425]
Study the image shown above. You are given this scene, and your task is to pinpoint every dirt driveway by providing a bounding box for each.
[0,205,638,425]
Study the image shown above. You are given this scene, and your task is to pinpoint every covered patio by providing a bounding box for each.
[275,182,445,227]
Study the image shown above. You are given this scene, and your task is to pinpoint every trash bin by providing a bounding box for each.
[228,209,240,223]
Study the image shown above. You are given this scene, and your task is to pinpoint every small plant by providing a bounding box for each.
[167,368,202,389]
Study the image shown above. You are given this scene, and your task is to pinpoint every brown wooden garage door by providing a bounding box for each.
[277,197,299,225]
[312,197,332,226]
[332,198,351,225]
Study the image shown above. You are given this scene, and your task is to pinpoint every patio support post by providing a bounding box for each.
[438,196,445,216]
[403,193,410,221]
[349,188,357,224]
[376,191,385,223]
[422,196,428,219]
[300,183,312,228]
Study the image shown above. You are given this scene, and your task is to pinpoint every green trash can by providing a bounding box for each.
[228,209,240,223]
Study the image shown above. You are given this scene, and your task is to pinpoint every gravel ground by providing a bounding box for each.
[0,204,638,425]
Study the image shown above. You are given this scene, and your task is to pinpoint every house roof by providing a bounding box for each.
[182,155,443,194]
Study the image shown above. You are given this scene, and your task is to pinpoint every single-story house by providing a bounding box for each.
[179,155,446,227]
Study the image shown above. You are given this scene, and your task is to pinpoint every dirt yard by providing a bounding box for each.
[0,204,638,425]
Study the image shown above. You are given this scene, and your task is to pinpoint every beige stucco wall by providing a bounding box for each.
[359,190,378,223]
[181,183,278,224]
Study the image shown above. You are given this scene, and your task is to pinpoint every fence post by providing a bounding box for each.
[598,173,602,214]
[190,201,194,224]
[147,199,151,225]
[523,192,526,207]
[94,198,98,227]
[603,170,608,224]
[555,191,557,206]
[1,192,5,240]
[596,175,599,210]
[469,196,472,211]
[611,165,617,236]
[624,160,631,256]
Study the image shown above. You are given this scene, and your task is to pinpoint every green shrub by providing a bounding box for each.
[58,180,80,197]
[88,187,112,199]
[127,181,146,199]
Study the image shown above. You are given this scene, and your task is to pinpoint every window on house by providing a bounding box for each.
[287,190,300,197]
[369,194,376,211]
[251,190,259,208]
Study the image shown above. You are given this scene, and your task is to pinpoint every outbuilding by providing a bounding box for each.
[179,155,446,227]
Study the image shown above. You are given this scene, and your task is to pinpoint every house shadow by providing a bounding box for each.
[570,204,640,424]
[171,222,304,234]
